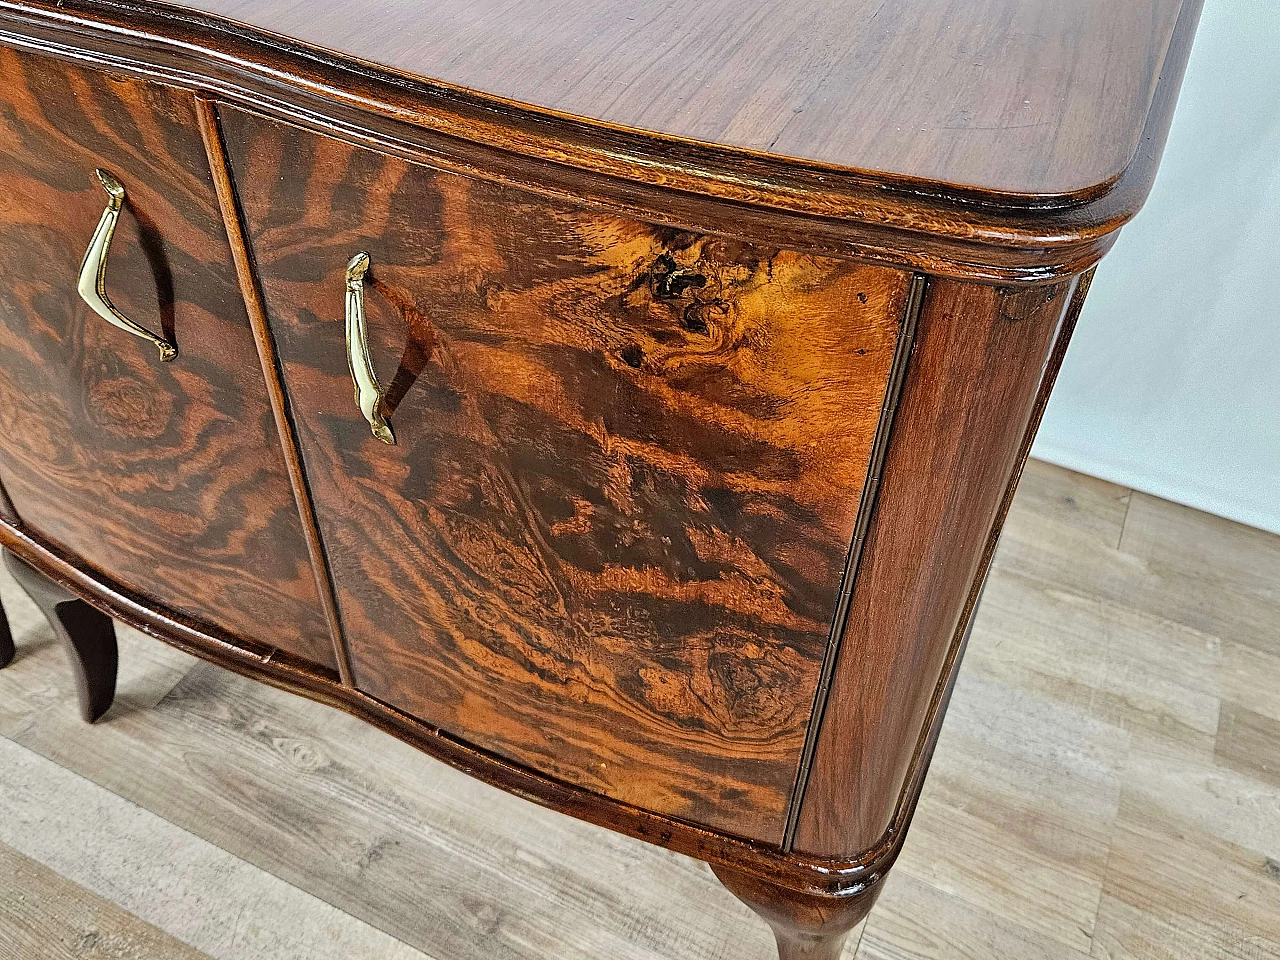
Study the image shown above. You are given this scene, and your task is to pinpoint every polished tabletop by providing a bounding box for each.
[177,0,1189,199]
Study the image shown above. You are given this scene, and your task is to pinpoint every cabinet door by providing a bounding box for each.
[222,105,913,843]
[0,49,335,669]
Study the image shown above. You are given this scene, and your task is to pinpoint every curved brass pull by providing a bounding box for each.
[344,252,395,445]
[77,169,177,362]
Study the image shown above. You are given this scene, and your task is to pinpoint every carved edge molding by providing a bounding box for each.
[0,0,1201,283]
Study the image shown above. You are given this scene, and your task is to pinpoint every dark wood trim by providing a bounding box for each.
[4,549,118,722]
[782,272,925,847]
[0,583,11,670]
[792,274,1082,858]
[816,269,1095,870]
[971,270,1097,610]
[0,0,1201,283]
[193,94,355,687]
[0,476,18,527]
[713,860,882,960]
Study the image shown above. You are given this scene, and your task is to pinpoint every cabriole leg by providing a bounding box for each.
[0,591,12,669]
[712,862,880,960]
[3,550,117,722]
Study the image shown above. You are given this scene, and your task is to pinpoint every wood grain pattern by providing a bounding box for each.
[793,277,1077,858]
[219,104,911,844]
[0,476,17,526]
[0,47,335,669]
[0,733,427,960]
[0,840,216,960]
[5,653,788,960]
[193,94,354,685]
[180,0,1185,200]
[714,861,881,959]
[1215,702,1280,791]
[0,6,1212,949]
[0,514,880,898]
[793,271,1094,857]
[0,0,1204,284]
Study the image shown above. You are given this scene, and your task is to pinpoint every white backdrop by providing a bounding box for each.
[1032,0,1280,535]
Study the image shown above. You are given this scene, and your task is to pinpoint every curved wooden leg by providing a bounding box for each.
[3,550,117,722]
[712,863,880,960]
[0,592,12,669]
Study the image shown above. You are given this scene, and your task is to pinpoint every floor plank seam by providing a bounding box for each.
[1115,487,1136,551]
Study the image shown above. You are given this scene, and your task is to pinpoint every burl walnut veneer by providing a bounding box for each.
[0,2,1200,956]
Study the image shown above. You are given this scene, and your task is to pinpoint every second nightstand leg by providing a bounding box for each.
[0,593,12,669]
[712,862,880,960]
[3,550,117,722]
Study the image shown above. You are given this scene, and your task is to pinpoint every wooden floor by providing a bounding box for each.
[1,458,1278,960]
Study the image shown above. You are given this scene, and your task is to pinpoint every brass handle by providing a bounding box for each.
[77,169,177,362]
[344,252,395,445]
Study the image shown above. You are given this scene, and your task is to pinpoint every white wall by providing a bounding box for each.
[1033,0,1280,535]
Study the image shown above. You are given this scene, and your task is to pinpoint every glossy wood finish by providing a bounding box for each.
[0,482,16,668]
[714,862,880,959]
[4,548,117,722]
[793,277,1081,857]
[0,515,889,899]
[0,46,335,670]
[0,476,17,526]
[0,592,12,670]
[193,95,354,685]
[219,104,913,843]
[0,2,1207,954]
[0,0,1204,283]
[182,0,1185,200]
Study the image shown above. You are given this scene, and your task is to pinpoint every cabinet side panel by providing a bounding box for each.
[793,276,1075,857]
[0,47,335,667]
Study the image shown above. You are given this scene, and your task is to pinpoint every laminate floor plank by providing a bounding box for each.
[1090,893,1280,960]
[1220,641,1280,724]
[1215,703,1280,789]
[858,869,1089,960]
[1001,458,1133,551]
[1119,491,1280,631]
[9,658,772,960]
[995,476,1280,656]
[893,667,1126,952]
[0,736,434,960]
[1091,752,1280,960]
[0,839,215,960]
[2,458,1279,960]
[968,569,1222,760]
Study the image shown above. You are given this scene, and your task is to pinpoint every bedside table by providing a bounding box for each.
[0,2,1200,955]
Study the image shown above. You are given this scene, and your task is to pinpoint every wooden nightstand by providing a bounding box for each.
[0,2,1200,956]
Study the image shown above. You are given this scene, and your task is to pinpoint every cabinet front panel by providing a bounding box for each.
[222,105,912,842]
[0,48,335,668]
